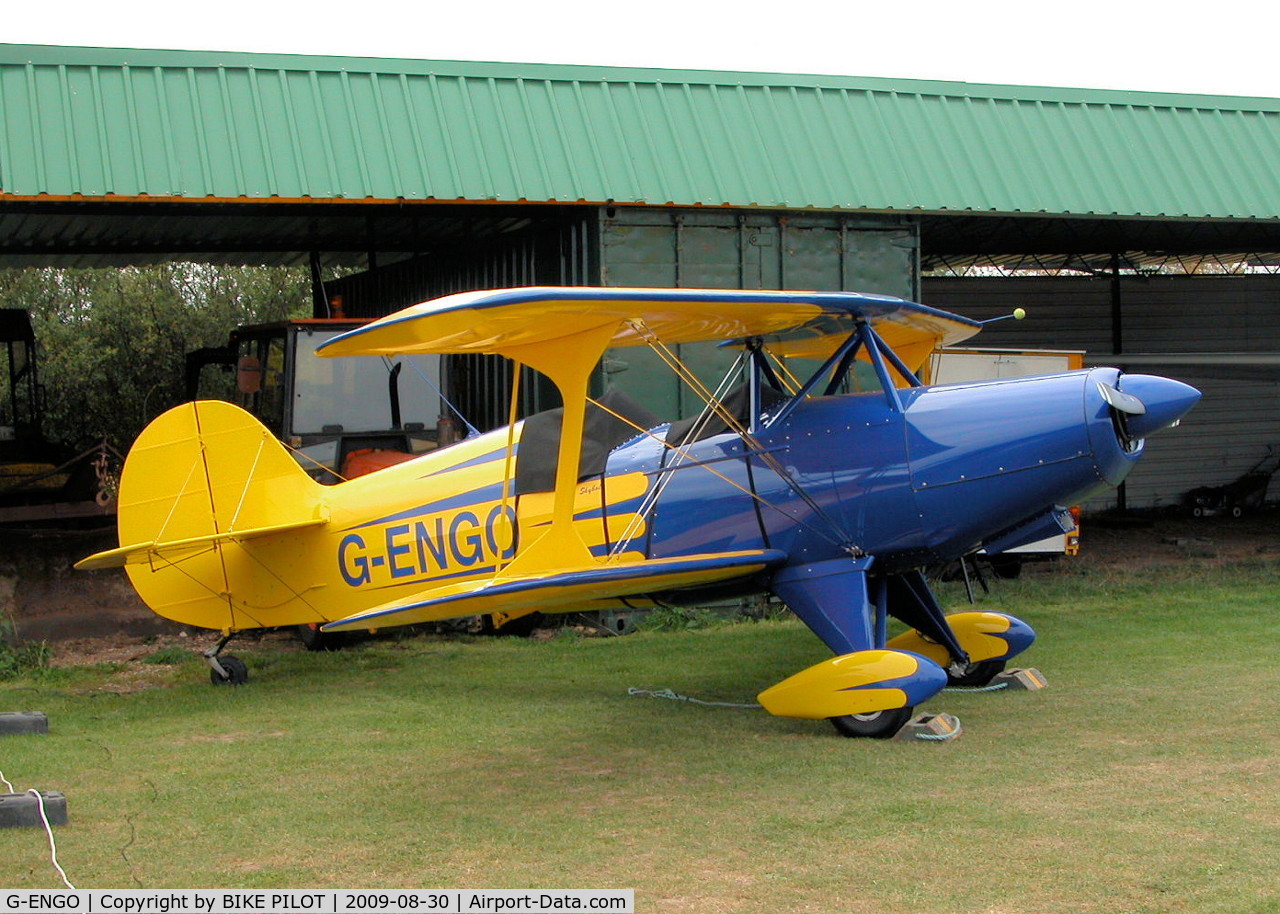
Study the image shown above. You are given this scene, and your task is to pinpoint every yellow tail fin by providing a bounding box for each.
[78,401,329,631]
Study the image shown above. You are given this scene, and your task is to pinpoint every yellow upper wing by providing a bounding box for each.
[317,286,981,361]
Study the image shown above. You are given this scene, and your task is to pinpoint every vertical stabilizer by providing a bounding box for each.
[77,401,329,630]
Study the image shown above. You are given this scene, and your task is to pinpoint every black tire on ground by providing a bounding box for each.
[210,654,249,686]
[987,556,1024,579]
[947,658,1007,687]
[829,706,914,739]
[482,611,544,637]
[295,624,347,651]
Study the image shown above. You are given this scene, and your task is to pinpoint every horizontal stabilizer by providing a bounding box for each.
[75,516,329,570]
[322,548,787,632]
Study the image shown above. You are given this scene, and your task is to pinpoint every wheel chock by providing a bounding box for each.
[991,668,1048,691]
[0,712,48,735]
[0,792,68,828]
[892,712,962,742]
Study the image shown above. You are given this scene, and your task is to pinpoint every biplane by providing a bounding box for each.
[77,287,1199,737]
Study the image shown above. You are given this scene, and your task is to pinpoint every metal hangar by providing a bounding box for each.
[2,43,1278,507]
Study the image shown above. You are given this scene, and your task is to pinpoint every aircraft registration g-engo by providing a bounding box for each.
[77,287,1200,738]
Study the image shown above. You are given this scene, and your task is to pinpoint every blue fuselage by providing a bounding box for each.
[607,367,1144,574]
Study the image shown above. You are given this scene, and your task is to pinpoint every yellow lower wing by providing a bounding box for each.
[322,549,786,633]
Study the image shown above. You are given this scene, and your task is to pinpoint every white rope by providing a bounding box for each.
[28,789,75,890]
[628,687,762,709]
[1,769,75,889]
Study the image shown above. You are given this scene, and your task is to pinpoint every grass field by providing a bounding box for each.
[2,550,1279,913]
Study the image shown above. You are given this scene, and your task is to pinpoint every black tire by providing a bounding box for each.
[987,556,1024,580]
[829,706,914,739]
[210,654,249,686]
[947,658,1007,687]
[482,611,543,637]
[295,624,346,652]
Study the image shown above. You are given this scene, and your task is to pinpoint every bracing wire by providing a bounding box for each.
[608,350,750,556]
[279,442,349,483]
[627,323,860,554]
[227,435,266,531]
[393,355,481,438]
[583,382,856,558]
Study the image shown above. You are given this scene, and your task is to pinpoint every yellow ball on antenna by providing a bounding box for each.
[1013,307,1027,320]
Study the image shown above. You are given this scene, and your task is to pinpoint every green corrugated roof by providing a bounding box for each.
[2,43,1279,220]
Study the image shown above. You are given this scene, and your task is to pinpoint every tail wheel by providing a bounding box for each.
[829,706,913,739]
[210,655,249,686]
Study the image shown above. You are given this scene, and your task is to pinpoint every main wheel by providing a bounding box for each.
[295,624,347,652]
[947,658,1007,687]
[210,655,249,686]
[481,611,544,637]
[987,556,1024,580]
[829,706,913,739]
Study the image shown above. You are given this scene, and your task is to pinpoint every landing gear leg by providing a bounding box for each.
[205,633,248,686]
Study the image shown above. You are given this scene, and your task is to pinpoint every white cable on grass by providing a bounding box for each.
[628,687,762,709]
[943,681,1009,693]
[2,770,75,889]
[28,790,75,890]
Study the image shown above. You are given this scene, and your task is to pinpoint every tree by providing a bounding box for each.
[0,264,310,449]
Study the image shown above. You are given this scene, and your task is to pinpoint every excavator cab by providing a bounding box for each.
[186,319,448,482]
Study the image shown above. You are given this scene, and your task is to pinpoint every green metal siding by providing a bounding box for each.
[3,43,1280,221]
[598,208,919,418]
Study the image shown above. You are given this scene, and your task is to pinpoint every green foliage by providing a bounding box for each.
[638,598,789,631]
[637,605,721,631]
[0,619,51,679]
[0,264,310,448]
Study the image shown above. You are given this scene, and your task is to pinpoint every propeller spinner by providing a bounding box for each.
[1113,374,1202,440]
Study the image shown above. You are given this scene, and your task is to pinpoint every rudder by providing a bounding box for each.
[79,401,329,631]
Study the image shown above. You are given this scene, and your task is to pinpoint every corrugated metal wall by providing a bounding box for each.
[324,206,921,428]
[923,274,1280,509]
[599,208,918,418]
[325,213,595,429]
[326,214,593,318]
